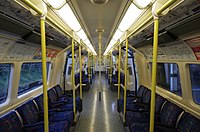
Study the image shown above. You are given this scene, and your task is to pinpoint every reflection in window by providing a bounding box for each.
[18,62,50,95]
[155,63,182,96]
[189,64,200,104]
[0,64,11,104]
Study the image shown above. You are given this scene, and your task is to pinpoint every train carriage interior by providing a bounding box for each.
[1,0,200,132]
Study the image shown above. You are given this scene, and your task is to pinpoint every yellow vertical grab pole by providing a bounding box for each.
[40,17,49,132]
[110,52,112,83]
[118,45,121,100]
[88,52,90,83]
[123,37,128,122]
[98,30,102,100]
[149,19,159,132]
[72,36,76,122]
[79,44,82,99]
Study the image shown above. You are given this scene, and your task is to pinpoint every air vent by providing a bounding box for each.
[91,0,108,4]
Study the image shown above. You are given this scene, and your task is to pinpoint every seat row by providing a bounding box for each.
[75,72,90,91]
[0,84,82,132]
[117,85,200,132]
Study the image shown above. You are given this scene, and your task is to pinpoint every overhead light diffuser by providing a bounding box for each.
[134,0,152,8]
[113,29,123,41]
[56,4,81,31]
[118,4,142,32]
[77,29,87,40]
[84,39,91,45]
[46,0,66,9]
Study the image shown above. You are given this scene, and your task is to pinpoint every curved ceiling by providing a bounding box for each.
[70,0,129,55]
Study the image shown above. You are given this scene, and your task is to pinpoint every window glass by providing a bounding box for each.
[18,62,50,95]
[189,64,200,104]
[153,63,182,96]
[0,64,11,103]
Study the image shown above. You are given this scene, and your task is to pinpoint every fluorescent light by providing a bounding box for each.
[46,0,66,9]
[113,29,123,41]
[103,39,117,55]
[76,29,87,40]
[134,0,152,8]
[88,44,97,55]
[56,4,81,31]
[118,4,142,31]
[109,39,117,47]
[84,39,91,45]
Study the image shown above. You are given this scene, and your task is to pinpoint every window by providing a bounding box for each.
[0,64,11,104]
[18,62,50,95]
[189,64,200,104]
[154,63,182,96]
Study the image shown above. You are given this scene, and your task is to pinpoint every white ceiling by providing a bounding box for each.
[70,0,129,54]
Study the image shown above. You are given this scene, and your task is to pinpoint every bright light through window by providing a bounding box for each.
[118,4,142,31]
[46,0,65,9]
[135,0,152,8]
[56,4,81,31]
[77,29,87,41]
[113,29,123,41]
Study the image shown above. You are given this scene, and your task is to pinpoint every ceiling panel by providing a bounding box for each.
[71,0,127,54]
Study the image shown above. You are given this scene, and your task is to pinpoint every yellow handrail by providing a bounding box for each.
[123,37,128,122]
[40,17,49,132]
[110,52,112,83]
[88,52,90,83]
[72,35,76,122]
[149,1,177,132]
[79,44,82,99]
[149,19,159,132]
[118,45,121,99]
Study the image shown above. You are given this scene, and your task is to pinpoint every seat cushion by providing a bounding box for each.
[0,111,23,132]
[49,111,74,126]
[16,100,40,125]
[177,112,200,131]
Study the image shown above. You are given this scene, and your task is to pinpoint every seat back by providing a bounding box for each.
[177,112,200,131]
[53,85,63,98]
[34,94,44,111]
[141,89,151,104]
[155,94,165,113]
[16,100,39,125]
[0,111,23,131]
[48,88,59,103]
[160,101,183,126]
[137,85,147,97]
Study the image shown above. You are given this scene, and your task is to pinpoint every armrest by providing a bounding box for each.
[155,123,177,132]
[127,95,142,99]
[138,108,150,112]
[134,102,149,107]
[23,122,44,128]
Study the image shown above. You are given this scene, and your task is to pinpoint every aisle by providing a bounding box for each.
[74,74,125,132]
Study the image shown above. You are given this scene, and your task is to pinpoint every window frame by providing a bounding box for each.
[187,62,200,105]
[0,63,13,105]
[148,61,183,97]
[17,61,51,96]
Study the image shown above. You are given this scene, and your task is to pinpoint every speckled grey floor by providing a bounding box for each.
[74,74,125,132]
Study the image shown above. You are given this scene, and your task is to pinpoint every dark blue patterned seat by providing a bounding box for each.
[154,112,200,132]
[119,88,151,113]
[177,112,200,132]
[126,94,165,127]
[53,85,82,112]
[48,88,73,111]
[129,101,183,132]
[16,100,70,132]
[48,88,82,112]
[34,94,74,126]
[117,85,147,113]
[0,111,23,132]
